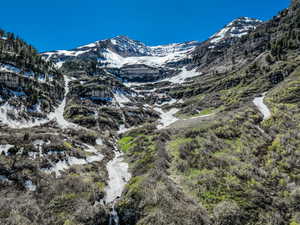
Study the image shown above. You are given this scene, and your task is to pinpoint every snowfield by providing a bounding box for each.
[101,48,193,68]
[0,75,79,129]
[0,102,50,129]
[0,63,21,73]
[47,76,79,129]
[160,67,201,84]
[42,36,198,72]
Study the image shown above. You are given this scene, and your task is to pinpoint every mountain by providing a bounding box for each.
[41,17,262,83]
[1,1,300,225]
[209,17,262,44]
[42,36,199,67]
[0,30,64,128]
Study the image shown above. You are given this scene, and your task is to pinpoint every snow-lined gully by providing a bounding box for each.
[58,77,131,224]
[0,75,131,224]
[105,148,131,225]
[47,76,130,223]
[0,75,76,129]
[253,92,272,137]
[253,92,271,121]
[54,75,129,223]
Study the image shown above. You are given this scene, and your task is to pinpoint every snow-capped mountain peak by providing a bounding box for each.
[43,16,260,63]
[41,36,200,69]
[107,35,150,57]
[209,17,262,44]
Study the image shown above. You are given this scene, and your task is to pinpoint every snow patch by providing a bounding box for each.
[117,124,132,134]
[0,64,21,73]
[114,91,131,107]
[101,48,193,69]
[105,150,131,203]
[42,143,104,177]
[0,144,14,156]
[25,180,37,191]
[154,107,180,129]
[96,138,103,145]
[160,67,200,84]
[253,93,271,120]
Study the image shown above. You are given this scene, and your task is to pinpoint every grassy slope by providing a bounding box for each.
[118,65,300,225]
[117,3,300,224]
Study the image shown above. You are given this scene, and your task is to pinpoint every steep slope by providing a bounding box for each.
[0,31,127,225]
[116,1,300,225]
[42,36,199,83]
[209,17,262,45]
[0,30,64,128]
[1,1,300,225]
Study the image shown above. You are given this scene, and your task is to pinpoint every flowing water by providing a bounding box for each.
[109,201,120,225]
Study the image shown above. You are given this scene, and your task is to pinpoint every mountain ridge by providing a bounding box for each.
[1,1,300,225]
[41,16,262,63]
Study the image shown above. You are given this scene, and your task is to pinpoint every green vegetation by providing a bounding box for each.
[118,136,135,152]
[0,29,58,75]
[2,1,300,225]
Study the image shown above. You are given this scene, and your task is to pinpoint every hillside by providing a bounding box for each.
[0,30,64,128]
[1,1,300,225]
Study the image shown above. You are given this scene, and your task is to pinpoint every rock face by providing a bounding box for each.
[191,17,263,74]
[108,64,178,82]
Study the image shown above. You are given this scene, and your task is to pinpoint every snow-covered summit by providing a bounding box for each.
[109,36,199,57]
[209,17,262,44]
[42,36,199,59]
[41,36,200,69]
[109,35,151,57]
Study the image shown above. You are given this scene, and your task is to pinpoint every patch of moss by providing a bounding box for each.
[63,141,73,149]
[95,182,106,192]
[118,136,135,153]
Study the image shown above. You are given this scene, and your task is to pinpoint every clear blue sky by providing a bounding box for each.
[0,0,290,52]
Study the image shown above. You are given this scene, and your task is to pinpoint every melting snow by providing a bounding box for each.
[117,124,132,134]
[162,67,200,84]
[96,138,103,145]
[25,180,37,191]
[0,64,21,73]
[154,107,180,129]
[253,93,271,120]
[101,48,192,68]
[105,150,131,203]
[47,76,74,129]
[0,144,14,156]
[0,175,10,182]
[210,17,261,44]
[0,75,75,129]
[42,143,104,177]
[0,103,50,128]
[114,92,131,106]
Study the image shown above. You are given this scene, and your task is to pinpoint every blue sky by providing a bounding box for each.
[0,0,290,52]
